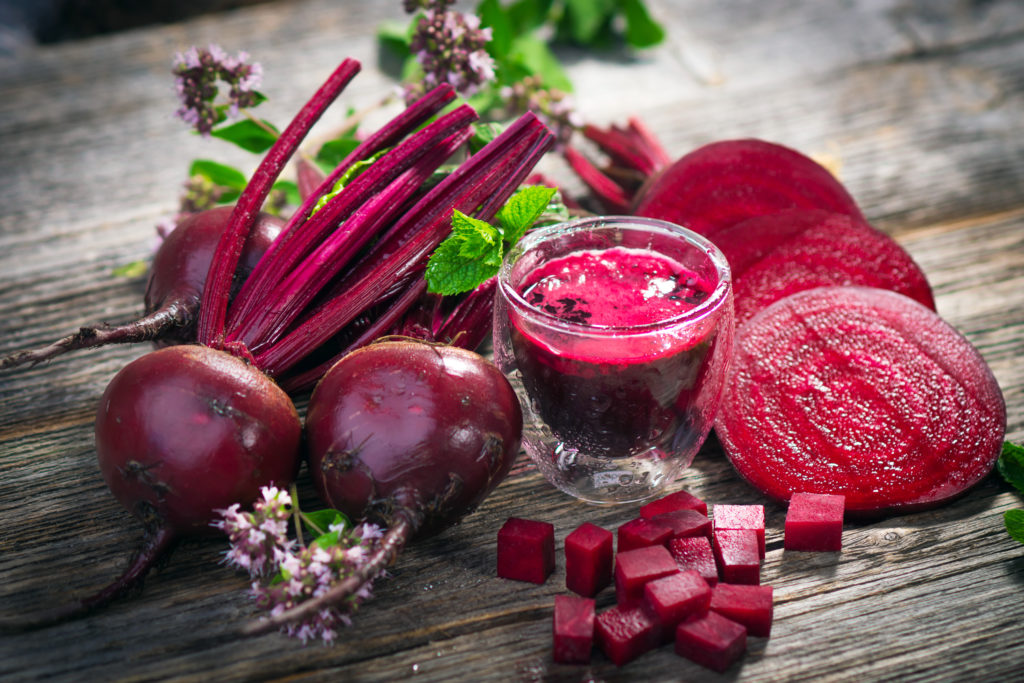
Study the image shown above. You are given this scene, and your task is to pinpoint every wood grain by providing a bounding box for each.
[1,1,1022,681]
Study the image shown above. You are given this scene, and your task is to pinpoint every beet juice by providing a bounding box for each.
[494,217,734,504]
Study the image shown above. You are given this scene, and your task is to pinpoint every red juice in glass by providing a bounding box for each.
[494,217,733,504]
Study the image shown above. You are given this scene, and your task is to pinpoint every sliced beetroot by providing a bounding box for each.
[713,504,765,558]
[565,522,614,597]
[675,611,747,673]
[614,545,679,605]
[617,517,673,553]
[710,583,774,637]
[633,139,863,239]
[552,594,596,664]
[497,518,555,584]
[643,569,711,630]
[712,529,760,585]
[716,286,1007,515]
[595,604,662,666]
[668,536,718,587]
[650,509,711,540]
[712,209,935,327]
[640,489,708,518]
[784,492,845,552]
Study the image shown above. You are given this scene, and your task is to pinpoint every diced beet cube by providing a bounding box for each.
[675,611,747,673]
[617,517,673,553]
[497,517,555,584]
[565,522,613,597]
[615,545,679,605]
[553,594,596,664]
[643,569,712,630]
[784,492,845,551]
[640,489,708,518]
[651,509,712,539]
[713,504,765,557]
[667,536,718,587]
[595,604,661,666]
[712,529,760,585]
[710,583,774,637]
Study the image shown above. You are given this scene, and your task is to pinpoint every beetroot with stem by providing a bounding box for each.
[0,206,282,369]
[716,286,1006,515]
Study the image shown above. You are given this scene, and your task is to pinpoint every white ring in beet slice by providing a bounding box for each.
[715,286,1006,515]
[711,209,936,328]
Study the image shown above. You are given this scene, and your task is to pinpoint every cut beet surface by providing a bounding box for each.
[712,529,761,585]
[675,610,747,673]
[785,492,845,552]
[595,604,662,667]
[643,569,711,630]
[640,489,708,518]
[668,536,718,587]
[553,594,596,664]
[633,138,863,240]
[565,522,614,597]
[713,504,765,558]
[716,286,1007,515]
[712,209,935,327]
[615,545,680,605]
[497,517,555,584]
[710,583,774,637]
[651,509,711,540]
[618,517,673,553]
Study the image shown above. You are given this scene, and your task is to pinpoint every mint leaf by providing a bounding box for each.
[563,0,615,44]
[1005,509,1024,544]
[189,159,247,190]
[316,137,362,171]
[301,509,351,536]
[426,211,505,295]
[210,118,279,154]
[273,179,300,208]
[997,442,1024,495]
[478,0,514,57]
[497,185,558,245]
[509,33,573,91]
[311,150,388,216]
[619,0,665,48]
[112,260,148,278]
[469,122,507,154]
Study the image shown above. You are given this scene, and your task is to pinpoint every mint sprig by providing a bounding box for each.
[425,184,557,295]
[997,441,1024,544]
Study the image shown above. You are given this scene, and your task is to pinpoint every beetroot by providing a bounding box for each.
[785,493,845,552]
[712,209,935,327]
[564,522,614,597]
[614,545,679,605]
[675,610,747,673]
[643,569,711,630]
[617,517,673,553]
[552,595,596,664]
[668,536,718,587]
[709,583,774,637]
[497,518,556,584]
[633,139,864,239]
[595,604,662,666]
[652,509,711,540]
[713,504,765,558]
[712,530,760,585]
[716,286,1006,514]
[639,489,708,518]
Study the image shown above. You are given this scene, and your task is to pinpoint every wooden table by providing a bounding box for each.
[1,1,1022,680]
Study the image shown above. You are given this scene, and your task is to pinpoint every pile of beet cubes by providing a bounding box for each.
[496,489,845,671]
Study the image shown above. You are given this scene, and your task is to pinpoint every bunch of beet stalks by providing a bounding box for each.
[1,58,553,632]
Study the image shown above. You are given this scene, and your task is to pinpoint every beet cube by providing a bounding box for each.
[553,594,596,664]
[497,517,555,584]
[617,517,673,553]
[710,583,774,637]
[675,611,747,673]
[652,509,712,539]
[565,522,613,597]
[784,492,845,551]
[615,545,679,605]
[643,569,712,630]
[712,529,760,585]
[595,604,661,666]
[667,536,718,587]
[640,489,708,518]
[713,504,765,557]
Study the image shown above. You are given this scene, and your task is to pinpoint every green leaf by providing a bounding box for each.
[189,159,248,190]
[426,211,505,295]
[562,0,615,44]
[507,0,555,33]
[302,509,351,536]
[1005,509,1024,544]
[619,0,665,48]
[111,260,148,278]
[497,185,558,245]
[210,118,280,154]
[311,149,388,216]
[508,33,573,91]
[997,441,1024,495]
[377,19,413,54]
[478,0,514,57]
[468,122,507,154]
[273,179,300,207]
[316,137,362,171]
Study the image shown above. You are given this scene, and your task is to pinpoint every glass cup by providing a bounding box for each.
[493,216,734,504]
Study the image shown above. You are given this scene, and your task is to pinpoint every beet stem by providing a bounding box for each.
[196,59,361,349]
[240,516,412,638]
[563,146,631,213]
[0,303,188,369]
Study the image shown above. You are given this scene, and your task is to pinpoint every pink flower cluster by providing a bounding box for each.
[173,44,263,135]
[405,4,496,103]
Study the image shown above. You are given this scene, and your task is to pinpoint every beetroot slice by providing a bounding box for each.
[712,209,935,327]
[716,286,1006,515]
[632,139,863,239]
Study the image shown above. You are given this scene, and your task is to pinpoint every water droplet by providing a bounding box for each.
[619,473,634,485]
[411,664,420,674]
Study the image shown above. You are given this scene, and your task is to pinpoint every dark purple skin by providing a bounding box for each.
[306,340,523,537]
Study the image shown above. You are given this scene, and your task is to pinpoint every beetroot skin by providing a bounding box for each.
[633,139,863,239]
[716,286,1006,514]
[711,209,935,327]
